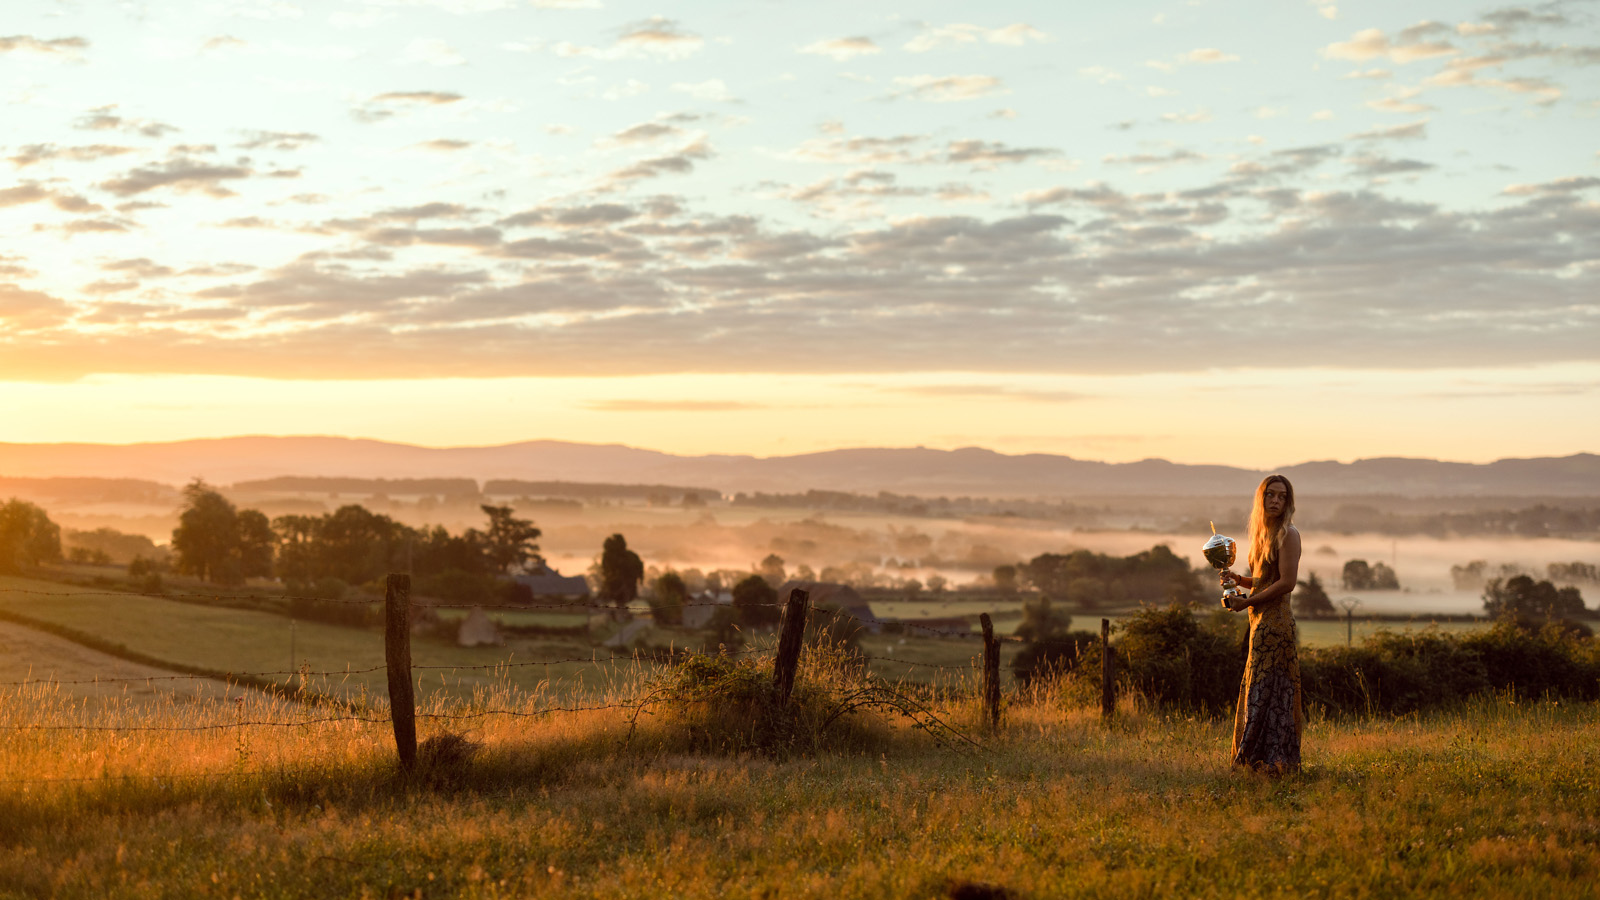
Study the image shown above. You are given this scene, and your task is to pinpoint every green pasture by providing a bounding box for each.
[0,575,645,703]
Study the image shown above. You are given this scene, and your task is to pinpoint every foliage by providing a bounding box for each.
[731,575,779,628]
[0,498,63,574]
[1482,574,1587,623]
[479,504,541,574]
[1106,604,1247,715]
[1023,543,1191,608]
[170,481,272,585]
[1293,572,1337,618]
[63,526,164,566]
[1549,560,1600,585]
[649,571,688,626]
[1342,558,1399,591]
[757,553,786,586]
[992,564,1017,593]
[598,534,644,608]
[634,645,967,757]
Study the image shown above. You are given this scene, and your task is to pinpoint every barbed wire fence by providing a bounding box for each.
[0,575,1120,784]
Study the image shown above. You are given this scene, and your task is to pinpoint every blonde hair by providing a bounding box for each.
[1247,474,1295,579]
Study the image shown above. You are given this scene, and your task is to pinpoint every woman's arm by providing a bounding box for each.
[1234,527,1301,609]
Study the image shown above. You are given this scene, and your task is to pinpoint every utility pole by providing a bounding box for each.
[1339,597,1361,647]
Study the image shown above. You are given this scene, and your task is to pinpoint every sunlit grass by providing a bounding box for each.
[3,651,1598,899]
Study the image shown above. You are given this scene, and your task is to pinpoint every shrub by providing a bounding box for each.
[633,643,968,757]
[1111,604,1246,715]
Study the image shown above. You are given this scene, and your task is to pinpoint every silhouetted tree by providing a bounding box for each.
[1293,572,1337,618]
[1484,575,1587,622]
[758,553,786,587]
[1342,559,1374,591]
[171,480,271,585]
[731,574,780,628]
[600,533,644,610]
[0,499,62,573]
[480,504,541,574]
[993,564,1018,593]
[651,571,688,626]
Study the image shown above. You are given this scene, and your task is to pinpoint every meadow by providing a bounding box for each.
[2,668,1597,899]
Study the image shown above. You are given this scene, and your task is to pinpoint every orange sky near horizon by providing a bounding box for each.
[2,363,1594,468]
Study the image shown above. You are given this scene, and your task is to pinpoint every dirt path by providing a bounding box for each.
[0,619,238,704]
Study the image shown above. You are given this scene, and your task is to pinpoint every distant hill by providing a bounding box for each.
[0,437,1595,498]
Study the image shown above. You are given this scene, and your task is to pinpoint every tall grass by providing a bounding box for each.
[4,642,1600,898]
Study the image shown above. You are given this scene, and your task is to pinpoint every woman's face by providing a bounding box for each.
[1263,481,1289,519]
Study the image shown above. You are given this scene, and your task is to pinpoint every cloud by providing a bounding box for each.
[1349,155,1435,177]
[889,75,1007,102]
[98,157,255,197]
[608,122,684,146]
[1366,86,1433,114]
[1102,147,1206,173]
[799,37,880,61]
[1160,108,1213,124]
[944,140,1058,170]
[787,134,926,165]
[352,91,464,122]
[73,105,178,138]
[600,138,714,188]
[1502,176,1600,196]
[8,144,134,167]
[903,23,1048,53]
[1349,119,1429,141]
[0,283,70,331]
[0,35,89,61]
[237,130,319,150]
[558,17,703,60]
[1322,26,1458,64]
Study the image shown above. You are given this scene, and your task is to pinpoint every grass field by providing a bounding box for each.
[1,672,1596,899]
[0,576,647,702]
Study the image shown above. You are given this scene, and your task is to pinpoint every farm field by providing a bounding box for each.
[1,681,1596,899]
[0,576,641,703]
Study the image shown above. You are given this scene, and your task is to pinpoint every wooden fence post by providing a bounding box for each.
[1101,617,1115,722]
[385,574,417,770]
[980,612,1001,731]
[772,587,809,703]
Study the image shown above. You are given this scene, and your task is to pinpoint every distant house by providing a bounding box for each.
[777,580,881,634]
[681,591,732,629]
[513,566,590,600]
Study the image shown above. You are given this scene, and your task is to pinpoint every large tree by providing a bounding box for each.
[171,480,273,585]
[481,505,541,574]
[599,533,644,609]
[1484,575,1587,622]
[0,499,62,573]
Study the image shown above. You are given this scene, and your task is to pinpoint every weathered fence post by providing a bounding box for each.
[979,613,1001,731]
[1101,617,1115,722]
[772,587,809,703]
[385,573,417,770]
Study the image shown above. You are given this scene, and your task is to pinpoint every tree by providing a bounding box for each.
[1369,561,1400,590]
[1015,595,1071,643]
[1293,572,1336,618]
[993,564,1018,593]
[758,553,786,587]
[731,574,780,628]
[480,504,541,574]
[171,480,272,585]
[1011,595,1083,686]
[0,499,62,573]
[1342,559,1374,591]
[1484,575,1587,622]
[651,571,689,626]
[599,533,644,609]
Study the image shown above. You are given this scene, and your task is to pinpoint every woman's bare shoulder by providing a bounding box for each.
[1285,525,1303,546]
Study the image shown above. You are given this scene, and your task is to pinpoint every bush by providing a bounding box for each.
[1111,604,1246,715]
[635,643,967,757]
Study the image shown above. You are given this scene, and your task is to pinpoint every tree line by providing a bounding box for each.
[169,480,544,605]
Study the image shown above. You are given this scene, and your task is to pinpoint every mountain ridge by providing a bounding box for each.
[0,437,1594,498]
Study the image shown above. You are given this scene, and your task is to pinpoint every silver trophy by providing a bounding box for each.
[1203,529,1248,607]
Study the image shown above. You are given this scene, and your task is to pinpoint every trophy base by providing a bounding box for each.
[1219,588,1248,609]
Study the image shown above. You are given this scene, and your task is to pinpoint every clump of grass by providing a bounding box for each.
[626,643,975,757]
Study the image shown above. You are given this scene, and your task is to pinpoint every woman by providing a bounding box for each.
[1222,474,1303,774]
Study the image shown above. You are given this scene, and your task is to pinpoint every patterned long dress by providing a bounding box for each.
[1231,556,1303,774]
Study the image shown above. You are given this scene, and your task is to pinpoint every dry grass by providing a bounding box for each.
[2,655,1599,899]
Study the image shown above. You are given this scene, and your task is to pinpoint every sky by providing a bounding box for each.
[0,0,1596,468]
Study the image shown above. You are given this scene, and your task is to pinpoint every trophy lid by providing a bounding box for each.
[1202,532,1237,568]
